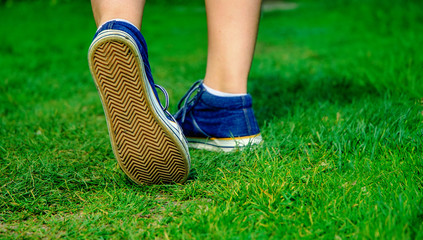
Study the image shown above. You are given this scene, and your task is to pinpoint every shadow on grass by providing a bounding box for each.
[250,73,380,124]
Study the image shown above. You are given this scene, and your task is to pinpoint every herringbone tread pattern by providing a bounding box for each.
[91,40,188,184]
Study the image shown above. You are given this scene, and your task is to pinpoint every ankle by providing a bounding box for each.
[203,76,247,94]
[202,83,247,97]
[97,18,140,31]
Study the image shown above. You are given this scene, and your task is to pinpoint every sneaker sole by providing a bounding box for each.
[88,30,190,185]
[187,134,263,152]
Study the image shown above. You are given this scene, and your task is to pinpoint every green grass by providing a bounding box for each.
[1,0,422,239]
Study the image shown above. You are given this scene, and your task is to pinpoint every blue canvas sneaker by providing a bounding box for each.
[174,80,262,152]
[88,20,190,185]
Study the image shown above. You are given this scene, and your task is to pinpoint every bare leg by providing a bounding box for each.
[203,0,262,94]
[91,0,146,29]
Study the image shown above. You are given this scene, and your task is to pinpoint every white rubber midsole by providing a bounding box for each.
[187,134,263,152]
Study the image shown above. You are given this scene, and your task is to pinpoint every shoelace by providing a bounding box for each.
[154,84,177,122]
[154,84,169,111]
[175,80,203,123]
[155,84,189,146]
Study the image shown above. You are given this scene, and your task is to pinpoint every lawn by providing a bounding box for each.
[1,0,422,239]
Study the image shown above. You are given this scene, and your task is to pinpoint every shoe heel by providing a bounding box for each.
[88,31,189,184]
